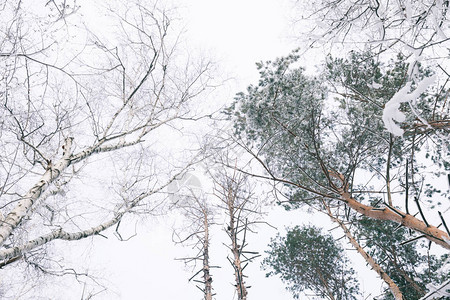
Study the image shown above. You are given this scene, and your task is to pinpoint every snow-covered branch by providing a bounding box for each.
[382,74,437,136]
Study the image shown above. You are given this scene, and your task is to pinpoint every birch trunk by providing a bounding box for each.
[0,211,124,261]
[0,137,145,247]
[0,138,73,246]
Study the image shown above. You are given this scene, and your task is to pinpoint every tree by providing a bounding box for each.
[173,188,216,300]
[292,0,449,55]
[263,225,360,300]
[211,162,263,300]
[0,0,211,297]
[319,197,450,300]
[351,212,449,299]
[227,50,449,250]
[172,152,269,300]
[289,0,449,136]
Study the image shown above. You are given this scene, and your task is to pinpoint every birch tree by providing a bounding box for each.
[292,0,449,55]
[0,0,211,296]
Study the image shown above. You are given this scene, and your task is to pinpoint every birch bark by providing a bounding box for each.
[0,138,73,246]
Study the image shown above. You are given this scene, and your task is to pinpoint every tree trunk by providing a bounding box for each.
[341,190,450,250]
[0,138,73,247]
[324,204,403,300]
[203,212,213,300]
[228,196,247,300]
[0,211,124,261]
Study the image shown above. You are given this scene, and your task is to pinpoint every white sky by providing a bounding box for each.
[44,1,388,299]
[180,0,296,92]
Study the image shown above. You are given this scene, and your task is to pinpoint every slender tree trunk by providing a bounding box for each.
[0,212,123,261]
[227,192,247,300]
[0,136,147,248]
[212,167,260,300]
[0,177,170,261]
[386,134,394,206]
[175,194,215,300]
[203,212,213,300]
[231,244,247,300]
[324,203,403,300]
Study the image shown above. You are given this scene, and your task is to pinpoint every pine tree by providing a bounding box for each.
[227,50,449,249]
[263,225,360,300]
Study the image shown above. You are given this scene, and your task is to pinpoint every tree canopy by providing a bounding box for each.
[263,225,360,300]
[227,50,449,249]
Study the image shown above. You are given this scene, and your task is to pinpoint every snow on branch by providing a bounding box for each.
[382,74,436,136]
